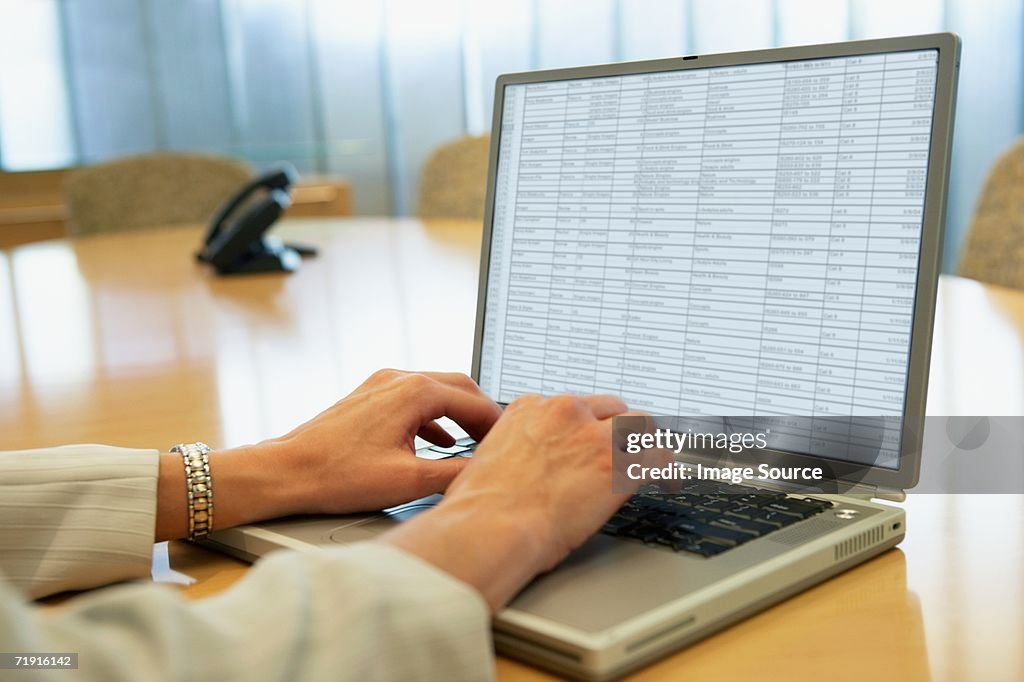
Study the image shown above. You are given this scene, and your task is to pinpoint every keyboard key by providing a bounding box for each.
[696,498,734,513]
[738,492,785,505]
[668,519,753,546]
[653,500,691,514]
[650,530,679,547]
[426,442,474,455]
[763,499,822,518]
[669,494,700,507]
[679,508,720,525]
[670,537,701,553]
[623,523,661,543]
[751,510,802,528]
[615,507,644,522]
[671,536,720,555]
[647,497,679,512]
[714,483,751,495]
[417,448,462,460]
[650,512,680,526]
[601,517,636,536]
[689,541,731,557]
[680,481,720,494]
[712,516,774,537]
[725,505,759,519]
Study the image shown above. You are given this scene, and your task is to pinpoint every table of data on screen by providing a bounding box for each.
[478,51,937,462]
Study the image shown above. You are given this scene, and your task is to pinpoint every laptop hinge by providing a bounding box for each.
[838,481,906,503]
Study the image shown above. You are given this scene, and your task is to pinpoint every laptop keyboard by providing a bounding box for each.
[421,438,478,458]
[426,439,833,558]
[602,482,834,558]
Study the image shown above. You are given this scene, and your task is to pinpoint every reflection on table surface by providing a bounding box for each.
[0,218,482,451]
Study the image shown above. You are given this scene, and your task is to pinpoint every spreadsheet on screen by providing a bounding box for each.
[477,50,938,465]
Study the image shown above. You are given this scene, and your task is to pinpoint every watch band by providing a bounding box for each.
[170,442,213,540]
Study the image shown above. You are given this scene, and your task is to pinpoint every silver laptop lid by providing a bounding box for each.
[471,34,960,494]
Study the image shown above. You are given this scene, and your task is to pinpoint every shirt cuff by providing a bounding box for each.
[0,445,159,599]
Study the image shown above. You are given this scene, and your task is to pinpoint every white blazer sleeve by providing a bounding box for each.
[0,544,494,681]
[0,445,159,599]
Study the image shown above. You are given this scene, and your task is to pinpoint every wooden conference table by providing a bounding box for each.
[1,217,1022,681]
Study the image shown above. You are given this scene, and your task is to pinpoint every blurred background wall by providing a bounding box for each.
[0,0,1020,271]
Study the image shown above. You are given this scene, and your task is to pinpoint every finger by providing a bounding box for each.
[608,410,656,450]
[409,456,469,497]
[598,409,654,451]
[415,381,503,442]
[579,394,629,420]
[505,393,542,413]
[605,411,679,494]
[416,372,487,396]
[595,409,649,426]
[416,420,457,447]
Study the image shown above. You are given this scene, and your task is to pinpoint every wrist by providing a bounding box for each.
[443,491,552,569]
[209,438,312,526]
[379,491,552,611]
[155,437,316,542]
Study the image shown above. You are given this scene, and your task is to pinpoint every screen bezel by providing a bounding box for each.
[470,33,961,494]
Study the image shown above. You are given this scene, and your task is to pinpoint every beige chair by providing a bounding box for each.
[959,138,1024,289]
[416,135,490,220]
[64,153,252,235]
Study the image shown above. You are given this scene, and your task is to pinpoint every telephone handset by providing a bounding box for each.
[196,164,316,275]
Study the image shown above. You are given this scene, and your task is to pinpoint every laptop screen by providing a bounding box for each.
[477,49,939,466]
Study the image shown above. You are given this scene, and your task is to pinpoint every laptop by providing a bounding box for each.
[203,33,960,680]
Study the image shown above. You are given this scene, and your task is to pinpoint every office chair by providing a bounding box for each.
[64,152,252,236]
[960,138,1024,289]
[416,135,490,220]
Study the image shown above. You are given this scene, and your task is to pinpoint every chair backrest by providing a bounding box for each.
[64,153,252,236]
[959,138,1024,289]
[416,135,490,220]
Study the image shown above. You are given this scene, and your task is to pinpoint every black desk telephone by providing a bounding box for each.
[196,164,317,275]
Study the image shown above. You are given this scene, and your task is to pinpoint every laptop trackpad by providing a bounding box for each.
[326,494,443,544]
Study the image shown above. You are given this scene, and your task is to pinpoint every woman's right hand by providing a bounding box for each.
[379,393,639,611]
